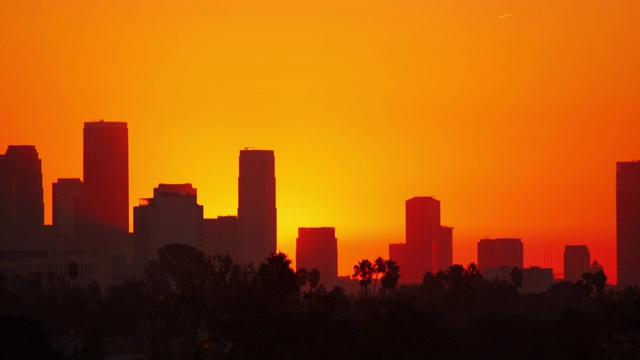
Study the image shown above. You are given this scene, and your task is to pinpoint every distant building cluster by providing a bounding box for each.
[388,196,454,284]
[1,120,639,291]
[0,122,290,287]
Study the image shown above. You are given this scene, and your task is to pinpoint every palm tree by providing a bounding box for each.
[465,263,481,279]
[352,259,374,298]
[380,259,400,298]
[308,268,321,290]
[372,257,387,297]
[296,268,321,293]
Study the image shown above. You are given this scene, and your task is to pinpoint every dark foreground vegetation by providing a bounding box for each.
[2,244,640,359]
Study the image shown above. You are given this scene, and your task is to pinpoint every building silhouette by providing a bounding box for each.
[436,226,453,272]
[477,238,523,272]
[296,227,338,289]
[237,149,276,266]
[77,121,129,284]
[617,161,640,287]
[564,245,590,282]
[133,184,203,277]
[52,178,83,246]
[388,243,407,274]
[405,196,441,283]
[522,266,554,293]
[0,145,44,251]
[203,216,238,258]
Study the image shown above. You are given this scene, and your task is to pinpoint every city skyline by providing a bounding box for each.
[0,133,624,283]
[2,0,639,283]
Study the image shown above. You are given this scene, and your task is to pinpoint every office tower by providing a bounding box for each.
[296,227,338,289]
[436,226,453,272]
[202,216,238,258]
[133,184,203,277]
[0,145,44,251]
[237,149,276,266]
[52,178,83,244]
[389,243,407,274]
[477,238,523,271]
[617,161,640,287]
[564,245,590,282]
[78,121,129,284]
[405,196,441,282]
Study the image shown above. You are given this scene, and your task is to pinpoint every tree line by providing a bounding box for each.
[1,243,640,359]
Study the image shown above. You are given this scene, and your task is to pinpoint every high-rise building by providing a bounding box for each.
[388,243,407,274]
[477,238,523,271]
[203,216,238,258]
[617,161,640,287]
[564,245,590,282]
[0,145,44,251]
[52,178,83,245]
[405,196,441,282]
[133,184,203,277]
[237,149,276,266]
[436,226,453,272]
[296,227,338,289]
[78,121,129,284]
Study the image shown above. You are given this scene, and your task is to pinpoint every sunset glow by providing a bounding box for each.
[2,0,639,283]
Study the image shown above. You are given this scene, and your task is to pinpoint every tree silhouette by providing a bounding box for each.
[380,259,400,298]
[296,267,321,294]
[510,267,523,290]
[67,261,79,287]
[308,268,321,290]
[353,259,374,299]
[372,257,387,297]
[592,270,607,297]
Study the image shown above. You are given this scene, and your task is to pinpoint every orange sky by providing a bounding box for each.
[2,0,639,284]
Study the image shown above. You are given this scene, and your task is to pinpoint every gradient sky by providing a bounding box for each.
[2,0,639,283]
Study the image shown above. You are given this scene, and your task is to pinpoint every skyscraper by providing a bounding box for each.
[296,227,338,289]
[52,178,83,245]
[133,184,203,277]
[203,216,238,258]
[436,226,454,272]
[78,121,129,284]
[237,149,276,265]
[388,243,407,274]
[564,245,590,282]
[0,145,44,251]
[477,238,523,271]
[617,161,640,287]
[405,196,441,282]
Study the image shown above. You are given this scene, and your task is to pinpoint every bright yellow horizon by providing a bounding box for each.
[2,0,639,283]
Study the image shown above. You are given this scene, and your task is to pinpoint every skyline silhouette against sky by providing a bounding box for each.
[2,0,640,283]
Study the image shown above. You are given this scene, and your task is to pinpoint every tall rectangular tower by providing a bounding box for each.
[0,145,44,251]
[53,178,83,244]
[237,149,276,265]
[296,227,338,289]
[617,161,640,287]
[405,196,441,282]
[78,121,129,284]
[436,226,454,272]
